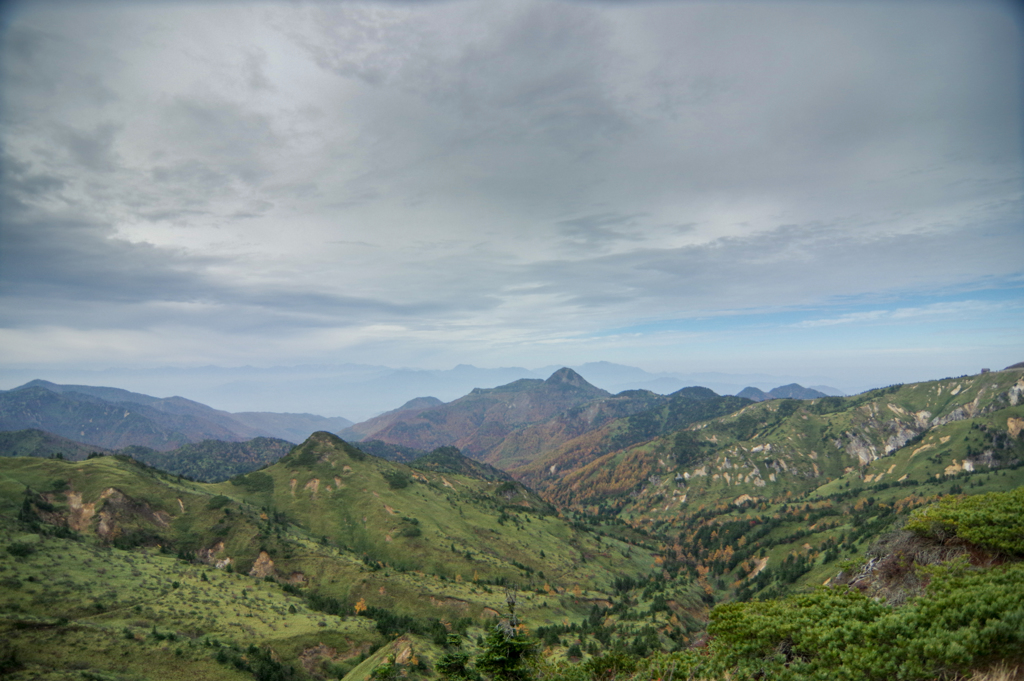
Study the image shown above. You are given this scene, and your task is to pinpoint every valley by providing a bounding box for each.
[1,366,1023,680]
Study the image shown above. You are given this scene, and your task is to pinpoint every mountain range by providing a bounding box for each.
[0,362,847,422]
[1,365,1023,680]
[0,379,352,450]
[735,383,831,401]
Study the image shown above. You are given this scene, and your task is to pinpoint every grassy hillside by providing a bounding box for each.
[0,435,658,680]
[526,368,1024,611]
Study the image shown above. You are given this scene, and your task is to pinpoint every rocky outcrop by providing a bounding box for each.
[65,491,96,532]
[1009,377,1024,407]
[248,550,275,578]
[884,423,922,455]
[198,541,233,569]
[94,487,171,543]
[844,432,879,466]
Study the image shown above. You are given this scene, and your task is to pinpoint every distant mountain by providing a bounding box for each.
[1,362,854,421]
[0,385,251,450]
[343,368,610,456]
[338,396,444,442]
[0,380,352,449]
[736,383,830,401]
[736,386,771,401]
[479,388,669,469]
[227,411,352,443]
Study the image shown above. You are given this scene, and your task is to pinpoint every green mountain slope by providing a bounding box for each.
[536,369,1024,512]
[509,389,752,494]
[0,433,656,680]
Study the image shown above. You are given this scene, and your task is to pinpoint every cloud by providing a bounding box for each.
[793,301,1008,329]
[0,0,1020,381]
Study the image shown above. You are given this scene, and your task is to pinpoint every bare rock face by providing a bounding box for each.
[884,423,922,455]
[1009,376,1024,407]
[299,644,338,676]
[394,638,414,665]
[198,540,233,569]
[65,491,96,532]
[844,431,878,466]
[93,487,171,543]
[248,550,276,578]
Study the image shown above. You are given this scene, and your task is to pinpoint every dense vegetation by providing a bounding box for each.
[121,438,296,482]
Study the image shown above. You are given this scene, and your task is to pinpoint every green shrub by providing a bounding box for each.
[383,470,412,489]
[6,542,35,558]
[905,487,1024,555]
[207,495,231,510]
[705,561,1024,680]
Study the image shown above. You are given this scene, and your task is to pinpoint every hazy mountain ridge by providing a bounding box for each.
[338,396,444,442]
[1,362,858,422]
[736,383,831,401]
[0,385,244,450]
[0,380,352,448]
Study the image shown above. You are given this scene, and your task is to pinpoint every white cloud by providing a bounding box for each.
[793,301,1008,329]
[0,0,1020,385]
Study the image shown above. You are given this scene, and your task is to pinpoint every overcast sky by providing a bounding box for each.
[1,0,1022,401]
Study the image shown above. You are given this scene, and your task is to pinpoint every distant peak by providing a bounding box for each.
[398,396,443,410]
[545,367,587,385]
[16,379,58,390]
[544,368,606,394]
[670,386,720,400]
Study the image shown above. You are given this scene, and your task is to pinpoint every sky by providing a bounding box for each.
[1,0,1022,412]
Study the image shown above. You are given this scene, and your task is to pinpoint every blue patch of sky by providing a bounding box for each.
[587,283,1024,339]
